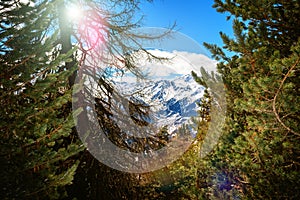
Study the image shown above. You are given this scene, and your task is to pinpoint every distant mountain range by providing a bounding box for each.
[115,73,205,134]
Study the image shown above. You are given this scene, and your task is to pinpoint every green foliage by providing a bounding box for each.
[0,1,84,199]
[3,0,299,199]
[197,0,300,199]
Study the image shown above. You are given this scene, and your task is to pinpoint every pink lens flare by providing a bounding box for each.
[76,10,108,52]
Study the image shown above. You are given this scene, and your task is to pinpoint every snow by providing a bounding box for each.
[113,73,205,136]
[95,49,215,137]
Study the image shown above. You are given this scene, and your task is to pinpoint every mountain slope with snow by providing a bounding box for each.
[115,73,204,132]
[102,49,215,135]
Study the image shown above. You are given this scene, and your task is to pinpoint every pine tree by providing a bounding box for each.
[200,0,300,199]
[0,0,163,199]
[1,1,80,198]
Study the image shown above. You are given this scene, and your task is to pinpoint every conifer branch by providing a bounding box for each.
[272,57,300,136]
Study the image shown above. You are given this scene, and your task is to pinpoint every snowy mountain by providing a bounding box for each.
[101,49,214,135]
[115,73,205,133]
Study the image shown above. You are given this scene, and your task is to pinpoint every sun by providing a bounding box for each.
[66,4,83,22]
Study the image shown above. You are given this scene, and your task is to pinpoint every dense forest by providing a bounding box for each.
[1,0,299,199]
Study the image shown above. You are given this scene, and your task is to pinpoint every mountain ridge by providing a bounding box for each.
[115,73,204,132]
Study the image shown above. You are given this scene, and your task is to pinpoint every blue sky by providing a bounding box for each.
[139,0,234,57]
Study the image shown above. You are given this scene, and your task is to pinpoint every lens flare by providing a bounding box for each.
[78,20,107,51]
[69,4,107,52]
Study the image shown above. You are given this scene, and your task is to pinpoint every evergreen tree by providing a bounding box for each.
[0,0,164,199]
[1,1,80,198]
[200,0,300,199]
